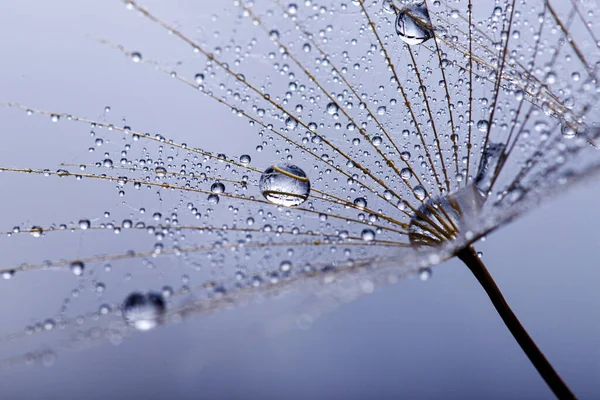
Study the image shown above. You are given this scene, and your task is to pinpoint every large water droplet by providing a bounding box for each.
[361,229,376,242]
[395,3,433,45]
[259,163,310,207]
[475,142,506,196]
[413,185,427,201]
[122,292,166,331]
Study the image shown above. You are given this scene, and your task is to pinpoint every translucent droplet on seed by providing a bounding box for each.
[70,261,85,276]
[285,117,298,130]
[561,124,577,139]
[382,0,396,14]
[475,142,506,196]
[395,3,433,45]
[353,197,367,209]
[477,120,489,133]
[30,226,43,238]
[326,102,339,115]
[419,268,432,281]
[131,52,142,63]
[207,194,220,204]
[361,229,376,242]
[78,219,90,230]
[154,166,167,177]
[194,73,205,84]
[122,292,166,331]
[240,154,251,165]
[400,167,413,180]
[211,182,225,193]
[259,163,310,207]
[413,185,427,201]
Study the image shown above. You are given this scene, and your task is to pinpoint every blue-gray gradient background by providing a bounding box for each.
[0,1,599,399]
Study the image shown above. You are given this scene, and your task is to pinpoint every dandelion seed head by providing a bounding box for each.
[0,0,599,366]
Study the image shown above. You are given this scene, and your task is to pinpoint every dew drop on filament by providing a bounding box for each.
[475,142,506,196]
[259,163,310,207]
[361,229,376,242]
[122,292,166,331]
[395,3,433,46]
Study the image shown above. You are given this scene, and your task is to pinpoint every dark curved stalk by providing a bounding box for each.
[456,246,576,399]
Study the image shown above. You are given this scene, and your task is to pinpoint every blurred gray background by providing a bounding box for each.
[0,1,599,399]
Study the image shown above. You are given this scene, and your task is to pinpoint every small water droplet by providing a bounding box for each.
[419,268,432,281]
[155,166,167,177]
[211,182,225,193]
[78,219,90,230]
[131,52,142,63]
[70,261,85,276]
[122,292,166,331]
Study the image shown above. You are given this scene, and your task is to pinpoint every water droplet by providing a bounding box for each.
[382,0,396,14]
[78,219,90,230]
[361,229,376,242]
[353,197,367,209]
[155,166,167,177]
[419,268,432,281]
[207,194,220,204]
[131,52,142,63]
[194,73,205,84]
[211,182,225,193]
[30,226,43,238]
[475,142,506,195]
[400,168,413,180]
[413,185,427,201]
[280,260,292,272]
[561,124,577,139]
[395,4,433,45]
[2,269,15,280]
[477,120,489,133]
[240,154,251,165]
[259,163,310,207]
[122,292,166,331]
[285,116,298,130]
[326,102,339,115]
[70,261,85,276]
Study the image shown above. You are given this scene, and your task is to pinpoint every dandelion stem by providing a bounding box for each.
[456,246,575,400]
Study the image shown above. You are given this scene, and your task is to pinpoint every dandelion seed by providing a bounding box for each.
[0,0,598,397]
